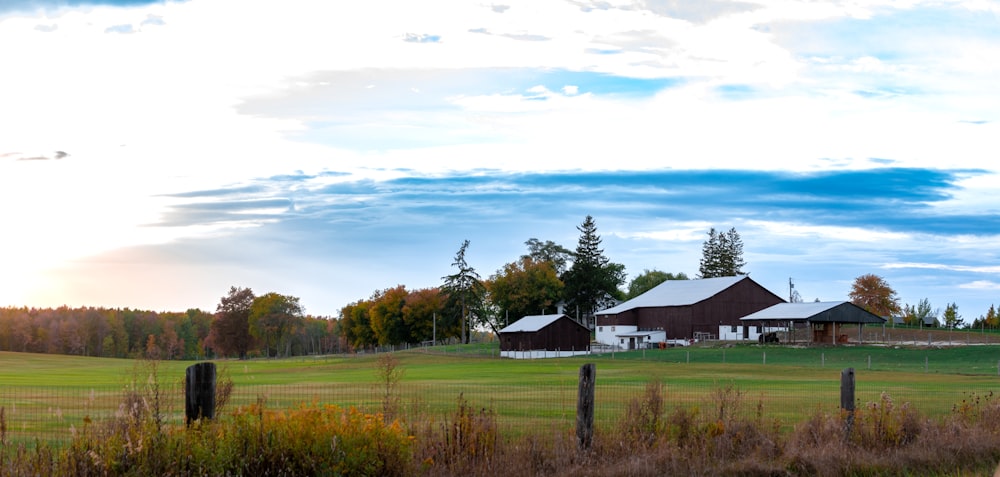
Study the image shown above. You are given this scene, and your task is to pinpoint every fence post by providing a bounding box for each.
[841,367,855,441]
[577,363,596,450]
[185,362,216,426]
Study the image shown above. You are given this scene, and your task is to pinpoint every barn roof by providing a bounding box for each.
[741,301,886,324]
[499,314,572,333]
[595,276,748,315]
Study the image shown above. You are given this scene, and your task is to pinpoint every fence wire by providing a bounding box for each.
[2,376,994,447]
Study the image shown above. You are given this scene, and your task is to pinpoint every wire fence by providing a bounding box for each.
[3,372,996,448]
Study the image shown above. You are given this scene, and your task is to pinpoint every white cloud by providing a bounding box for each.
[960,280,1000,291]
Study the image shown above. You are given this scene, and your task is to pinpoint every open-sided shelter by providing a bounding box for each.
[740,301,886,344]
[499,314,590,353]
[594,276,785,346]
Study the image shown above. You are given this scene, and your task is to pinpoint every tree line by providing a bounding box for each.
[338,217,740,349]
[0,217,750,357]
[0,298,340,360]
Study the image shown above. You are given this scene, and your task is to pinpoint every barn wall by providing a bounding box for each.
[500,317,590,351]
[635,278,784,340]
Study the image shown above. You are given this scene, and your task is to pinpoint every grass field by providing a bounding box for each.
[2,342,1000,446]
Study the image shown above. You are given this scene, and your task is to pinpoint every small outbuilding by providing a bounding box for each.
[740,301,886,345]
[499,314,591,359]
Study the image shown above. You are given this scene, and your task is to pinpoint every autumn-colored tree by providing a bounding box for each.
[249,292,304,358]
[368,286,409,346]
[208,286,256,359]
[341,300,376,350]
[402,287,445,344]
[487,256,564,333]
[848,274,901,317]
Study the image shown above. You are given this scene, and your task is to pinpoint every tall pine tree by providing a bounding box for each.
[561,216,626,325]
[698,227,746,278]
[441,240,485,344]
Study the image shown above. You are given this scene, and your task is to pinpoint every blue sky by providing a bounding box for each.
[1,0,999,321]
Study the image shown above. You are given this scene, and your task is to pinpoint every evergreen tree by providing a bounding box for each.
[698,227,746,278]
[561,216,626,325]
[441,240,485,344]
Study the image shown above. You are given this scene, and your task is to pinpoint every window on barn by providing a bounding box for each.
[731,325,737,333]
[598,327,603,332]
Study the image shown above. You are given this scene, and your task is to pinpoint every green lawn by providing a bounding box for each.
[2,344,999,445]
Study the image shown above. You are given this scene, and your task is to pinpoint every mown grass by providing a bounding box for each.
[3,342,1000,449]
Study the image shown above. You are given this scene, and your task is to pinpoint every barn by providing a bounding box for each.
[594,276,785,347]
[499,314,591,358]
[740,301,886,344]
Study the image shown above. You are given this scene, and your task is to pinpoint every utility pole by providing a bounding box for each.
[789,277,794,302]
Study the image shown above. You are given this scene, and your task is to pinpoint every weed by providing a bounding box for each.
[376,353,404,421]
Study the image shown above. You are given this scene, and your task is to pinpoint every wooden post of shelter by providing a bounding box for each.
[576,363,596,450]
[186,362,216,426]
[841,367,855,441]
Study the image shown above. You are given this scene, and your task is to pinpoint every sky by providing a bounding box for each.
[1,0,999,321]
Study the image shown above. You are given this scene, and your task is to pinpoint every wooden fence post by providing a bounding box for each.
[577,363,596,450]
[186,362,216,426]
[841,367,855,441]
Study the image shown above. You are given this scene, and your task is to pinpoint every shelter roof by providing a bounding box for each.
[740,301,886,324]
[499,314,570,333]
[596,276,748,315]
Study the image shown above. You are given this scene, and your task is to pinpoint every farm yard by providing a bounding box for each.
[3,338,1000,475]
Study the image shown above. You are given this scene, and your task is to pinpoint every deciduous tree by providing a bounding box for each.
[487,256,565,333]
[848,274,901,317]
[626,269,688,299]
[942,302,963,329]
[522,238,573,275]
[208,286,255,359]
[249,292,304,358]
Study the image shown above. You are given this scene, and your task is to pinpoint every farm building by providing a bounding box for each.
[594,276,785,347]
[499,314,591,359]
[740,301,886,344]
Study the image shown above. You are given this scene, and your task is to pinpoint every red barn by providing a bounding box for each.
[595,276,785,345]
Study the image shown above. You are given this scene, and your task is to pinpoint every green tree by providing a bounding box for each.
[208,286,256,359]
[249,292,303,358]
[561,215,627,325]
[698,227,746,278]
[522,238,573,275]
[487,256,565,333]
[942,302,963,329]
[626,269,688,299]
[442,240,485,344]
[848,274,901,317]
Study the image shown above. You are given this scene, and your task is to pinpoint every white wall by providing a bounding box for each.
[500,350,591,359]
[718,325,786,341]
[595,324,636,346]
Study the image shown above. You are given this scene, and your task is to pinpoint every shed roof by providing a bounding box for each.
[499,314,572,333]
[596,276,747,315]
[741,301,886,324]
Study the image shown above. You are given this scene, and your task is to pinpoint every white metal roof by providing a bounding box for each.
[740,301,845,320]
[499,314,567,333]
[596,276,747,315]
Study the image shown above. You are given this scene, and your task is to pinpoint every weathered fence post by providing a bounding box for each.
[186,362,216,426]
[577,363,596,450]
[841,367,855,441]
